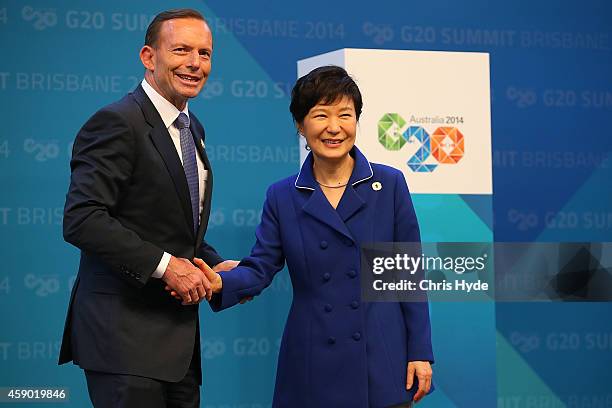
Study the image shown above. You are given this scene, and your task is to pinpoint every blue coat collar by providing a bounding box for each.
[294,146,374,191]
[294,146,374,241]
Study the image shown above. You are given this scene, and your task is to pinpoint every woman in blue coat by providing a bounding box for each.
[200,66,434,407]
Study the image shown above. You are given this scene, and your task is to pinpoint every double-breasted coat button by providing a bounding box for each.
[324,304,333,313]
[323,273,331,281]
[352,332,362,341]
[320,241,328,249]
[328,337,336,345]
[347,270,357,278]
[350,301,359,309]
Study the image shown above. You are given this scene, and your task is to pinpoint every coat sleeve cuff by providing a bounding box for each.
[208,268,251,312]
[406,342,435,363]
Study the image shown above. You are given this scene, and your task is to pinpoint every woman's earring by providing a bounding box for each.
[298,131,310,150]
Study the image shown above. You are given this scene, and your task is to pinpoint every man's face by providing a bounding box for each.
[141,18,213,110]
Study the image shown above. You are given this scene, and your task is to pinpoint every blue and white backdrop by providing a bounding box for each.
[0,1,611,407]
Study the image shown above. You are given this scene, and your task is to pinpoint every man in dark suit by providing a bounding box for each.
[59,9,236,407]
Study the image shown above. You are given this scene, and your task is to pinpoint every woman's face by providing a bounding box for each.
[298,96,357,163]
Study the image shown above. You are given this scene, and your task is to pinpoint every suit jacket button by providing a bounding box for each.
[348,270,357,278]
[323,273,331,281]
[351,301,359,309]
[328,337,336,345]
[352,332,361,341]
[320,241,328,249]
[324,304,333,313]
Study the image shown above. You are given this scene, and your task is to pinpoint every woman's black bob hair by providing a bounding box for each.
[289,65,363,125]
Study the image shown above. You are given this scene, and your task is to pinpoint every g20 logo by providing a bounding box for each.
[377,113,464,173]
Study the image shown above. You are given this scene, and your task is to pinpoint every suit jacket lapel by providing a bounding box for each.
[190,118,213,244]
[132,85,194,237]
[296,147,375,239]
[302,188,354,241]
[335,186,366,222]
[295,153,353,241]
[336,147,373,222]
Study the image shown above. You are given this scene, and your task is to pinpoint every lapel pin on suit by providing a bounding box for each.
[372,182,382,191]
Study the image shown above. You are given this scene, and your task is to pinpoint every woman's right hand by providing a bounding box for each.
[164,258,221,302]
[193,258,222,293]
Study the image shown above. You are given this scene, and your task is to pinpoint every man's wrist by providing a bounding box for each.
[152,252,172,279]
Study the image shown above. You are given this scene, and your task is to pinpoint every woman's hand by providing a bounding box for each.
[212,259,240,273]
[210,259,253,303]
[193,258,222,293]
[164,258,222,303]
[165,258,254,304]
[406,360,432,403]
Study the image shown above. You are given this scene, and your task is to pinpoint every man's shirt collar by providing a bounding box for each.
[141,79,189,129]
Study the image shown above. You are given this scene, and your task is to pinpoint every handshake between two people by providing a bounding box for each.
[161,256,238,305]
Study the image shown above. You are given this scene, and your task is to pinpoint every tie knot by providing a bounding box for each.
[174,113,190,129]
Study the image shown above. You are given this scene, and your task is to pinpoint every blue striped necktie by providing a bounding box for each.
[174,113,199,233]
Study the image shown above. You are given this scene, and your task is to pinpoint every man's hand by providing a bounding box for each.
[162,256,212,305]
[407,360,432,403]
[165,258,253,304]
